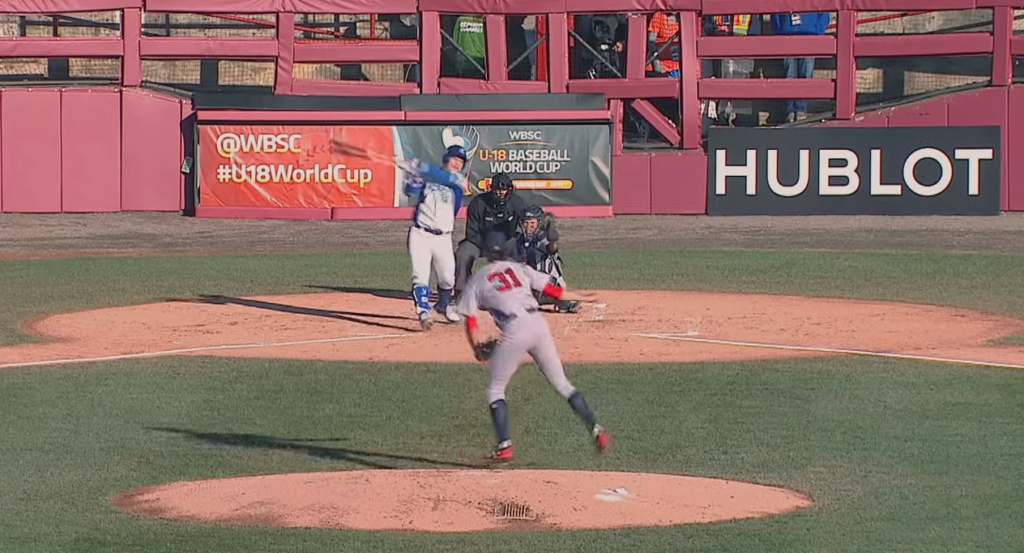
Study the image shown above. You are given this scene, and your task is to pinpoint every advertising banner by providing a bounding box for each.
[197,123,611,209]
[706,127,1001,215]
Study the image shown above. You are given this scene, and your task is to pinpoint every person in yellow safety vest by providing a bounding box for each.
[711,14,753,36]
[702,15,760,126]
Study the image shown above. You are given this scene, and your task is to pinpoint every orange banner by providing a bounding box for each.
[198,125,398,208]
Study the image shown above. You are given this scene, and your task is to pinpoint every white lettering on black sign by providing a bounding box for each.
[715,147,995,197]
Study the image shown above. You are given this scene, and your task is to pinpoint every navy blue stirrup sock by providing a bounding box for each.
[489,400,511,444]
[568,391,597,431]
[437,287,453,310]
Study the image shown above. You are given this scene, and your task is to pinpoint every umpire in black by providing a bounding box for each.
[454,172,528,299]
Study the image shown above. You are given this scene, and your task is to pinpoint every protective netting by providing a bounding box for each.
[0,9,1016,98]
[137,13,277,90]
[694,10,1003,127]
[292,62,415,82]
[440,14,487,78]
[850,11,994,105]
[622,99,678,149]
[141,12,275,38]
[290,14,419,83]
[506,15,542,81]
[0,12,121,37]
[0,12,123,82]
[854,10,992,35]
[854,56,991,105]
[568,14,628,79]
[0,58,120,82]
[294,13,389,39]
[141,60,274,91]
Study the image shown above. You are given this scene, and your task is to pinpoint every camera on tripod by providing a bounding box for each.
[586,15,622,79]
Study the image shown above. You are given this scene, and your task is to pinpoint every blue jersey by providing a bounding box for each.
[402,159,464,234]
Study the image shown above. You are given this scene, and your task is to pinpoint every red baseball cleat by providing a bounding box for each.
[482,440,514,464]
[593,425,610,454]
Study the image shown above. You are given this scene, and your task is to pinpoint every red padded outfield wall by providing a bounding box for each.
[1,0,1024,214]
[0,86,191,213]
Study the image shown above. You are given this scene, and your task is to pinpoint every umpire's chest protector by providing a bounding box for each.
[483,207,515,232]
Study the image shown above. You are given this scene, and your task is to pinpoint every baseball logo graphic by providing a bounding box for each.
[441,125,482,195]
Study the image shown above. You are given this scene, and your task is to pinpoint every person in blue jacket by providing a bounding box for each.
[771,12,831,121]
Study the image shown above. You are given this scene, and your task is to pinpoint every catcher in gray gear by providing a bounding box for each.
[514,205,580,313]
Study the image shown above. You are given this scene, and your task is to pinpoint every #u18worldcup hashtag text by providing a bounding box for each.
[216,163,373,187]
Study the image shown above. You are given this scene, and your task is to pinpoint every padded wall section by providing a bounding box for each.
[61,89,122,212]
[1008,86,1024,211]
[1,88,62,213]
[884,102,948,127]
[121,89,183,211]
[650,150,707,214]
[0,92,3,213]
[946,88,1010,212]
[611,153,652,214]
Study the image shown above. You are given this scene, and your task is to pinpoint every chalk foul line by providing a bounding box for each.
[635,333,1024,371]
[0,333,414,370]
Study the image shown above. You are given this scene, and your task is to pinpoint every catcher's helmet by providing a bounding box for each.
[482,231,511,260]
[523,205,544,220]
[443,145,467,164]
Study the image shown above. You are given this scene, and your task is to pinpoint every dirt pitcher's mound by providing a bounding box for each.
[111,469,812,532]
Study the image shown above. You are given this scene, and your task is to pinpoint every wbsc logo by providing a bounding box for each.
[706,127,1001,215]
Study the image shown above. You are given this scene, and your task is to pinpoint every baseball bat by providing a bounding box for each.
[330,137,402,167]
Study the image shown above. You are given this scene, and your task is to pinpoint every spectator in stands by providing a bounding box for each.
[507,15,532,80]
[771,12,831,121]
[452,14,486,78]
[383,14,419,83]
[639,12,682,138]
[523,16,540,79]
[647,11,680,78]
[702,14,758,127]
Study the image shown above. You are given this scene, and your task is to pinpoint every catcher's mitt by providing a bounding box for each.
[473,339,499,362]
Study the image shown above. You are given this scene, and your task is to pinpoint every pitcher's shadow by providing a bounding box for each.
[149,427,479,469]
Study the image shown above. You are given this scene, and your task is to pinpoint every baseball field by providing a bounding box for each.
[2,213,1024,552]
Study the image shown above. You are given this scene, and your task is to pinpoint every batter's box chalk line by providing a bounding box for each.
[635,333,1024,371]
[0,333,414,370]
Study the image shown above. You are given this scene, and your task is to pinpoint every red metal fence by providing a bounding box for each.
[1,0,1022,214]
[3,2,1022,143]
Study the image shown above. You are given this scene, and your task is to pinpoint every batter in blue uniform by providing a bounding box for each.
[402,145,467,330]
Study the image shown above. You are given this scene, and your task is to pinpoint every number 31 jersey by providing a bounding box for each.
[457,260,551,328]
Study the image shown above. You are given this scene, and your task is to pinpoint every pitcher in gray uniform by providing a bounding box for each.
[457,231,611,462]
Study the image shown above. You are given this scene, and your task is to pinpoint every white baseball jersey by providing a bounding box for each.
[403,159,464,234]
[457,260,552,329]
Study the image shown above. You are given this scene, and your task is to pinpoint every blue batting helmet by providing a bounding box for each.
[483,231,511,259]
[443,145,467,164]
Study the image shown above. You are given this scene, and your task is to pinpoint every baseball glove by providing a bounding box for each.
[473,339,499,362]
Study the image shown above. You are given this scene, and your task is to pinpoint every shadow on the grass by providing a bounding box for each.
[193,294,416,333]
[150,427,480,469]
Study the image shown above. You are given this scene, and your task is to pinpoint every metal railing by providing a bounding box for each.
[2,0,1022,150]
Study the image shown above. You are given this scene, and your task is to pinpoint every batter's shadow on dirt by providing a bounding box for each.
[305,285,459,303]
[149,427,480,469]
[305,285,412,301]
[191,294,415,332]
